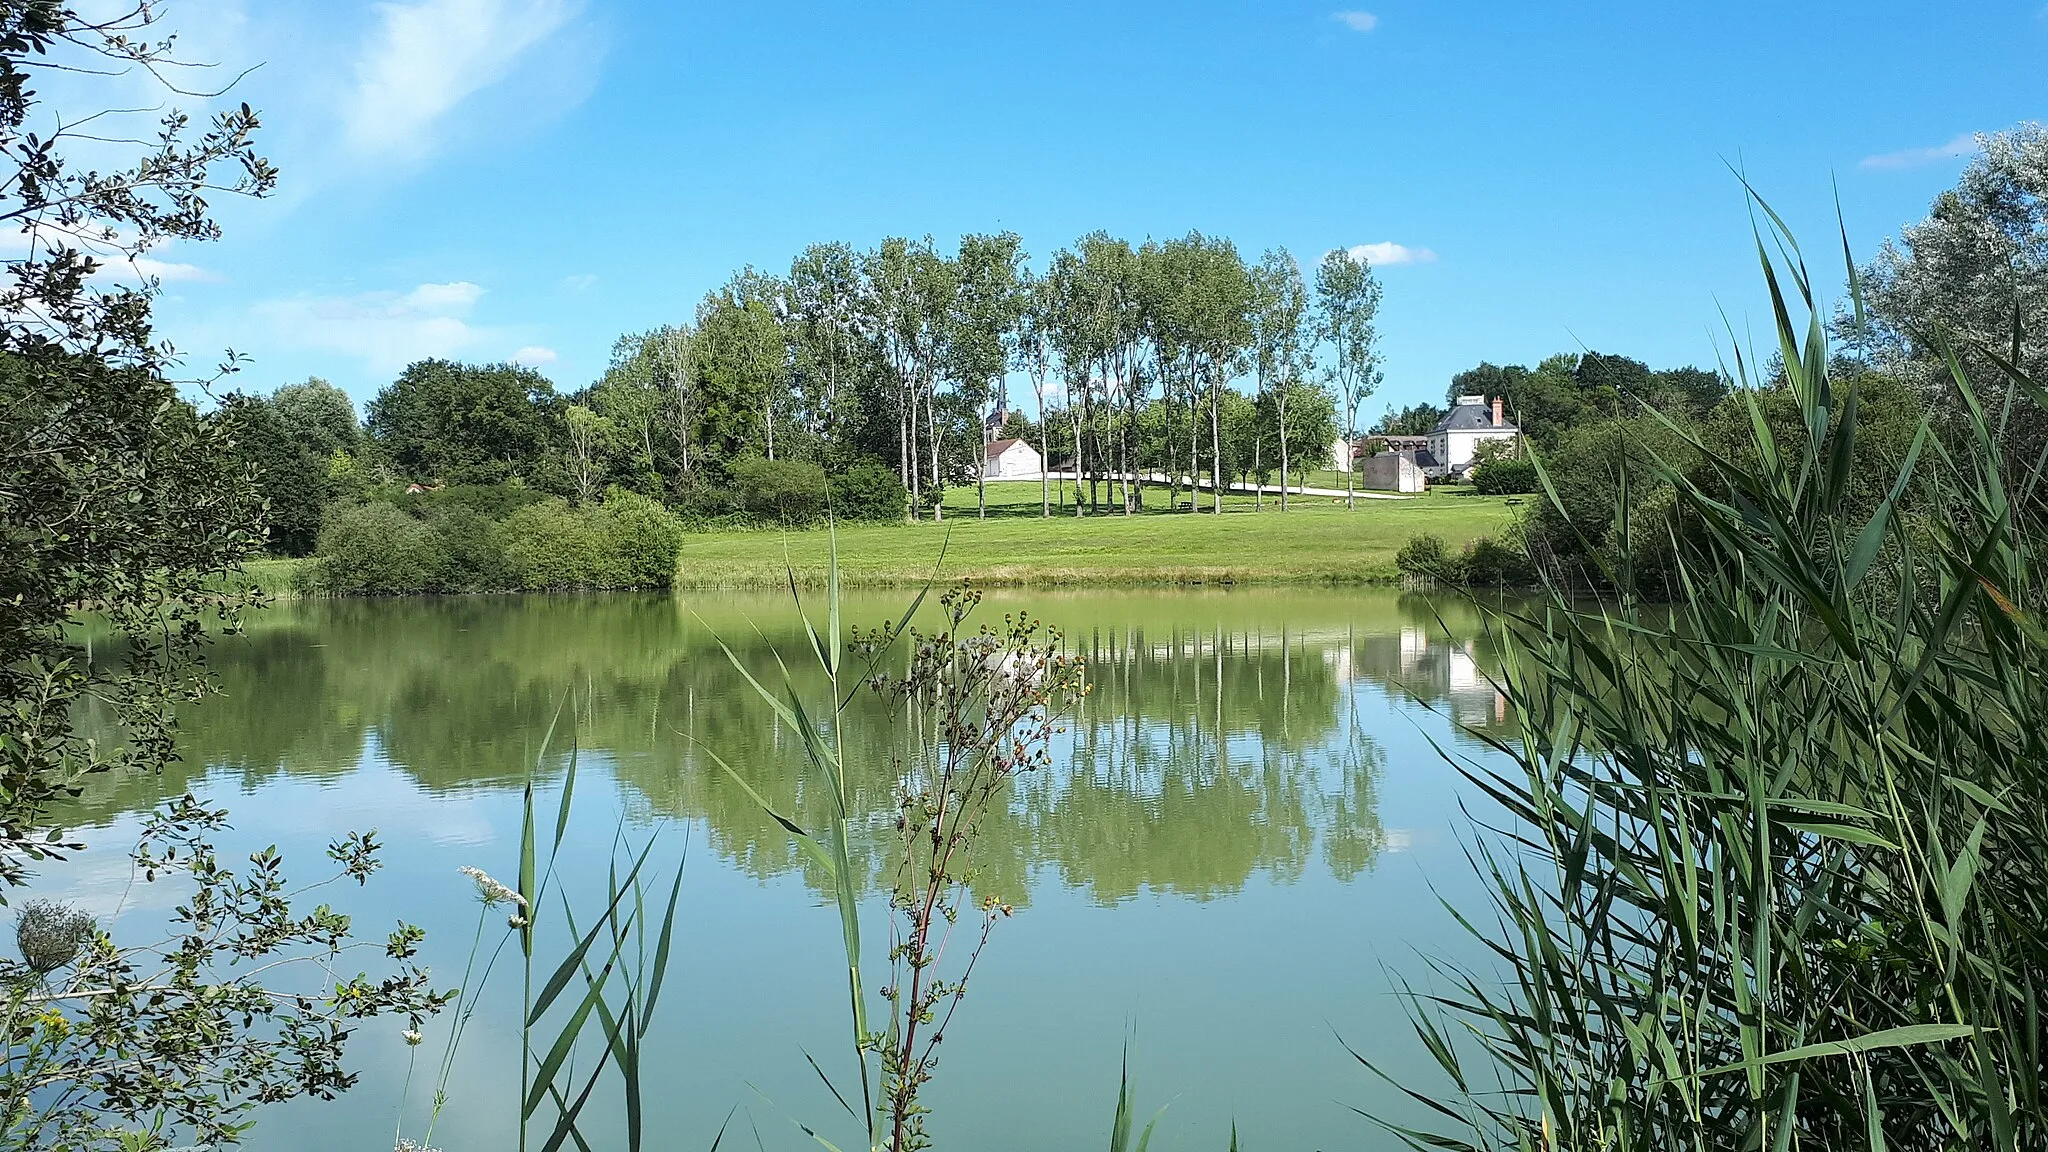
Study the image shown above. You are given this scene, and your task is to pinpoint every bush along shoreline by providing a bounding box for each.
[276,455,910,596]
[1395,531,1536,588]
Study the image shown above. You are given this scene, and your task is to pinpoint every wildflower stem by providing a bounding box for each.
[423,902,491,1145]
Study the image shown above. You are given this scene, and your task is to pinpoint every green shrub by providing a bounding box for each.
[496,498,608,590]
[1459,537,1535,586]
[427,505,512,592]
[829,456,909,522]
[314,502,445,594]
[730,455,829,525]
[1395,533,1458,581]
[670,478,745,525]
[594,488,685,588]
[1471,458,1538,495]
[401,481,547,520]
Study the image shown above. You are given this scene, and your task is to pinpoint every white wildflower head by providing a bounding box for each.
[395,1139,441,1152]
[459,866,525,909]
[401,1028,422,1046]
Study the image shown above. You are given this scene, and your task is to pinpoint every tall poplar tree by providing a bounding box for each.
[1314,249,1386,510]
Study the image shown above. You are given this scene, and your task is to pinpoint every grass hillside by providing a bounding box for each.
[677,485,1519,587]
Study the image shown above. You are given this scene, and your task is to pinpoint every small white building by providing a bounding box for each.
[1426,395,1520,480]
[983,437,1042,479]
[1357,450,1427,493]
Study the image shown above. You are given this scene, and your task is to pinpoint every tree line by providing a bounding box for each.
[1369,351,1729,443]
[595,231,1394,515]
[212,230,1405,558]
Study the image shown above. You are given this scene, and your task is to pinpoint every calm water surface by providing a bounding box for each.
[53,588,1514,1151]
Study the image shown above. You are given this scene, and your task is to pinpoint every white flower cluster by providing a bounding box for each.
[458,866,526,909]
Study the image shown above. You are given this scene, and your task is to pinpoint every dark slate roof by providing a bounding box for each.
[1430,403,1517,434]
[1409,448,1440,470]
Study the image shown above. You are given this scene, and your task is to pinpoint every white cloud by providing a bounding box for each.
[0,224,221,284]
[1859,132,1979,171]
[1332,10,1378,31]
[511,345,558,366]
[403,281,486,310]
[253,280,494,374]
[128,256,222,284]
[562,273,598,292]
[346,0,582,159]
[1345,241,1437,266]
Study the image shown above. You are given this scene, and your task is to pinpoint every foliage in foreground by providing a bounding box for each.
[1,798,442,1150]
[1371,213,2048,1149]
[0,7,457,1147]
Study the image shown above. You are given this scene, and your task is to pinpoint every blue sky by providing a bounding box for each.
[147,0,2043,420]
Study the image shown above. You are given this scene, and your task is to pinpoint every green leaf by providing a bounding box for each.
[1694,1024,1982,1079]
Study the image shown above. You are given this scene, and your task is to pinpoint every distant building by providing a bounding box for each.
[1425,395,1519,480]
[1330,437,1357,472]
[983,437,1042,479]
[1357,451,1427,493]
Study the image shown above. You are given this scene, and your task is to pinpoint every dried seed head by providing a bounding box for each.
[15,900,94,975]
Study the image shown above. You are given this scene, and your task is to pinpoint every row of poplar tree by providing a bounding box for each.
[584,230,1388,517]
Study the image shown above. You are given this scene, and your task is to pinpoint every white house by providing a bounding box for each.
[1425,395,1519,479]
[983,437,1042,479]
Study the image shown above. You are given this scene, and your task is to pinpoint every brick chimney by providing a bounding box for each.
[1492,395,1504,426]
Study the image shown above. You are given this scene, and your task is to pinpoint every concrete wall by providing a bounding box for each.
[1358,451,1426,494]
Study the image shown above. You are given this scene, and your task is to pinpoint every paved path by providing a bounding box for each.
[999,472,1415,501]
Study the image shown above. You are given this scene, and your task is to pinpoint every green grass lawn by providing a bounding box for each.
[677,487,1521,588]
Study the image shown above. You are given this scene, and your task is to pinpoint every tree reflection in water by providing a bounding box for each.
[70,589,1512,907]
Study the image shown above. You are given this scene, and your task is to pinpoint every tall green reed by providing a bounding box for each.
[517,698,687,1152]
[1362,198,2048,1151]
[394,695,686,1152]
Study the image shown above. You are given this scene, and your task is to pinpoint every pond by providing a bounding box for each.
[51,588,1514,1151]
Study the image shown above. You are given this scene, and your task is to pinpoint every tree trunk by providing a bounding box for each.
[1210,373,1224,515]
[908,390,923,521]
[1252,422,1263,511]
[1277,390,1290,512]
[1122,389,1138,520]
[1344,397,1356,510]
[1034,380,1050,518]
[928,378,943,523]
[1072,415,1084,518]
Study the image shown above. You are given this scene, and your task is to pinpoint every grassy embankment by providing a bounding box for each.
[224,484,1518,594]
[226,557,312,598]
[674,481,1517,587]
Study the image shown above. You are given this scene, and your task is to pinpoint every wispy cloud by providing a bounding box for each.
[0,224,222,284]
[254,280,497,374]
[561,273,598,292]
[1332,10,1378,32]
[511,345,558,366]
[1859,132,1979,171]
[346,0,582,159]
[1345,242,1437,267]
[128,256,222,284]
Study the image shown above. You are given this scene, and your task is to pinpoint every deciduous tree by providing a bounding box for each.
[1314,249,1385,508]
